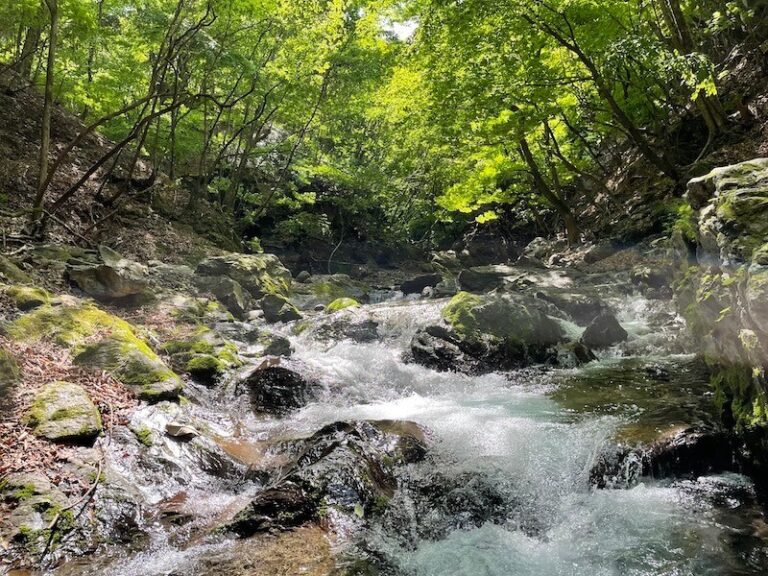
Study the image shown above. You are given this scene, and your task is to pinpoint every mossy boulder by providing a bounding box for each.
[195,253,292,299]
[4,285,50,311]
[68,245,149,301]
[0,472,69,548]
[23,381,102,443]
[160,329,241,385]
[0,255,31,284]
[443,291,563,346]
[75,339,182,401]
[261,293,302,324]
[5,301,183,402]
[686,158,768,263]
[326,297,360,313]
[194,275,252,318]
[412,292,565,373]
[0,345,20,392]
[291,274,369,310]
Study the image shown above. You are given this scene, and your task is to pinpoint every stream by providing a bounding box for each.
[51,289,768,576]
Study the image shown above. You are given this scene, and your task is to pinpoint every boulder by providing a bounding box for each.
[0,255,31,284]
[534,290,608,325]
[23,381,102,444]
[457,265,517,293]
[411,292,565,373]
[68,245,149,301]
[195,253,292,299]
[582,241,616,264]
[225,420,427,537]
[242,362,317,413]
[590,428,735,489]
[3,286,50,311]
[160,330,241,386]
[400,273,443,295]
[261,293,302,323]
[148,262,195,289]
[580,313,629,348]
[6,301,183,402]
[314,316,380,343]
[195,275,252,319]
[75,339,183,401]
[296,270,312,283]
[291,274,370,310]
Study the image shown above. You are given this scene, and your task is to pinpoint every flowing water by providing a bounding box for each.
[52,293,768,575]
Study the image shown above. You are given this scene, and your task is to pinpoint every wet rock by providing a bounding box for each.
[410,325,478,373]
[590,428,736,489]
[314,316,380,343]
[534,289,608,325]
[194,275,252,319]
[23,381,102,444]
[161,329,241,385]
[0,472,69,546]
[68,245,149,301]
[261,293,302,323]
[262,335,293,357]
[411,292,565,373]
[400,273,442,295]
[227,483,316,535]
[195,253,293,299]
[225,421,428,537]
[580,312,628,348]
[242,362,318,413]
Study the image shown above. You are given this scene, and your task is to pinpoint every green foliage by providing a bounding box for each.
[0,0,760,245]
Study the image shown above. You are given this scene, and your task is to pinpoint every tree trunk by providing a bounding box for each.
[526,12,680,181]
[518,137,580,244]
[30,0,58,229]
[13,25,41,83]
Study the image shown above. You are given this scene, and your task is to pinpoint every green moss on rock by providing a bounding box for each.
[23,381,102,443]
[4,285,51,311]
[326,297,360,313]
[0,346,20,389]
[75,339,182,402]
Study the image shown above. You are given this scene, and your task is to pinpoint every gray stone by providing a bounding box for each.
[195,253,292,299]
[23,381,102,444]
[68,245,148,300]
[581,313,629,348]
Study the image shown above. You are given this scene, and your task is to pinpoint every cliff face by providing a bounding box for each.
[673,159,768,480]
